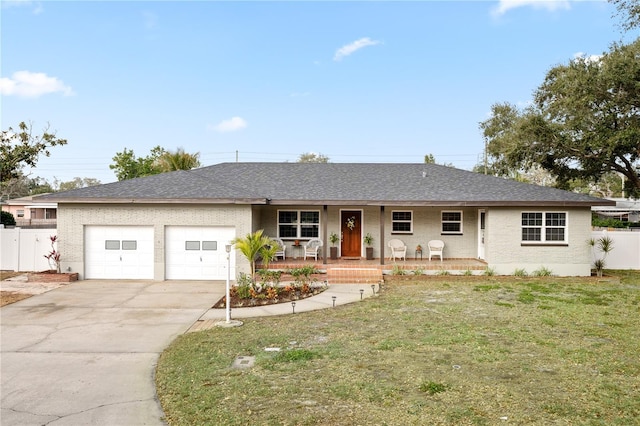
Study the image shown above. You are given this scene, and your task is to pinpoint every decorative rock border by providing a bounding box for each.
[27,270,79,283]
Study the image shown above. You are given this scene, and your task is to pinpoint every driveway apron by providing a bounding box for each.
[1,280,224,426]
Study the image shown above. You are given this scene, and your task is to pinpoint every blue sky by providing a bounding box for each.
[1,0,631,184]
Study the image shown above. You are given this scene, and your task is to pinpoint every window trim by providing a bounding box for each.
[441,210,463,235]
[391,210,413,234]
[277,209,321,239]
[521,211,568,245]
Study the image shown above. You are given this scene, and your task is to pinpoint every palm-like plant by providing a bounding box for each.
[156,148,201,172]
[231,230,277,278]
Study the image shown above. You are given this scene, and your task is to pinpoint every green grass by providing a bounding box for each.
[156,270,640,426]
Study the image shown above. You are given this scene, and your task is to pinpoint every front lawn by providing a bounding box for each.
[156,271,640,425]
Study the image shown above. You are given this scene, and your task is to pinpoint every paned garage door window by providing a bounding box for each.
[105,240,138,250]
[185,241,218,250]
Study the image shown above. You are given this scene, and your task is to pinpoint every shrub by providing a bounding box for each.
[532,266,553,277]
[391,264,406,275]
[1,211,16,226]
[413,267,424,276]
[513,268,528,277]
[483,267,496,276]
[289,265,319,286]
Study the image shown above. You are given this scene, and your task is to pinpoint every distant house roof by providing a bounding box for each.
[36,162,615,207]
[1,194,57,208]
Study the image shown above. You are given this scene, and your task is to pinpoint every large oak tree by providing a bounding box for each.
[480,38,640,198]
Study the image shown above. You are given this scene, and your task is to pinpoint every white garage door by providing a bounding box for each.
[85,226,154,279]
[165,226,236,280]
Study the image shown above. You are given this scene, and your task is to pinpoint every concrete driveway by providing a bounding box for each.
[1,280,224,426]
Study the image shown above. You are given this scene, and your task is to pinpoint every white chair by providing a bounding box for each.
[304,238,323,261]
[272,238,286,260]
[428,239,445,262]
[388,239,407,261]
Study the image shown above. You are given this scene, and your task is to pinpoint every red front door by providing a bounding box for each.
[341,211,362,257]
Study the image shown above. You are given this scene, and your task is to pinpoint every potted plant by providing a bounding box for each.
[329,232,340,259]
[364,233,374,260]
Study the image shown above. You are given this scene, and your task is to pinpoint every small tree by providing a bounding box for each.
[588,235,615,277]
[231,230,277,278]
[44,235,61,273]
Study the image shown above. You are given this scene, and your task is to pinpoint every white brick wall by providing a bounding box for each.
[58,204,252,280]
[486,207,592,276]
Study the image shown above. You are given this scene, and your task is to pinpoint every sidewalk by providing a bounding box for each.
[192,283,381,330]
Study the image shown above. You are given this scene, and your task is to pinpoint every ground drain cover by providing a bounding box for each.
[232,355,255,369]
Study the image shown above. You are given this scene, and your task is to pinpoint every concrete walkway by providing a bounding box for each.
[1,279,376,425]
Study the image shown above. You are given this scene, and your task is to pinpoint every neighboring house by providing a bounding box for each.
[592,198,640,223]
[36,162,614,280]
[1,195,57,228]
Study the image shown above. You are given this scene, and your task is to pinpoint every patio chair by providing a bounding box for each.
[304,238,323,261]
[428,239,445,262]
[272,238,286,260]
[388,239,407,261]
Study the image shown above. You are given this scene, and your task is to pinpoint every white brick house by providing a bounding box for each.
[37,163,614,279]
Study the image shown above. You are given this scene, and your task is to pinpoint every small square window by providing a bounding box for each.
[122,240,137,250]
[105,240,120,250]
[202,241,217,250]
[185,241,200,250]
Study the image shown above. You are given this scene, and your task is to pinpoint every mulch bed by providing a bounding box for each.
[212,285,327,309]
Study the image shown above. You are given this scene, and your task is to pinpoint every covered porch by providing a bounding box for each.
[264,257,488,283]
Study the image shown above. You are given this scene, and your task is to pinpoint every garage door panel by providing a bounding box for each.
[165,226,235,280]
[85,226,154,279]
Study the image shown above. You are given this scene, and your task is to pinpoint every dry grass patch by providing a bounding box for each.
[156,271,640,425]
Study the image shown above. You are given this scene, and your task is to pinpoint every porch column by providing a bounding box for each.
[322,205,328,265]
[379,206,385,265]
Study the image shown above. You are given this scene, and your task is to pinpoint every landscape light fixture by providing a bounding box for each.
[332,295,337,307]
[371,284,376,295]
[291,301,296,314]
[360,289,364,300]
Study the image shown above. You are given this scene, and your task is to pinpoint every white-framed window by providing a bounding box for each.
[521,212,567,243]
[441,211,463,234]
[16,209,24,218]
[391,210,413,233]
[278,210,320,239]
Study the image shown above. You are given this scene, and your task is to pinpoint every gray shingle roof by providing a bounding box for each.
[37,162,614,207]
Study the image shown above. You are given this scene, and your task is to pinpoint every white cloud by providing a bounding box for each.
[0,71,74,98]
[1,0,43,14]
[333,37,381,61]
[491,0,571,17]
[573,52,602,64]
[210,116,248,133]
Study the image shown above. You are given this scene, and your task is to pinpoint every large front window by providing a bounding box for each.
[278,210,320,239]
[441,211,463,234]
[391,211,413,233]
[522,212,567,243]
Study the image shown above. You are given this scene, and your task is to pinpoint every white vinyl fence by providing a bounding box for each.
[0,227,58,272]
[591,229,640,270]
